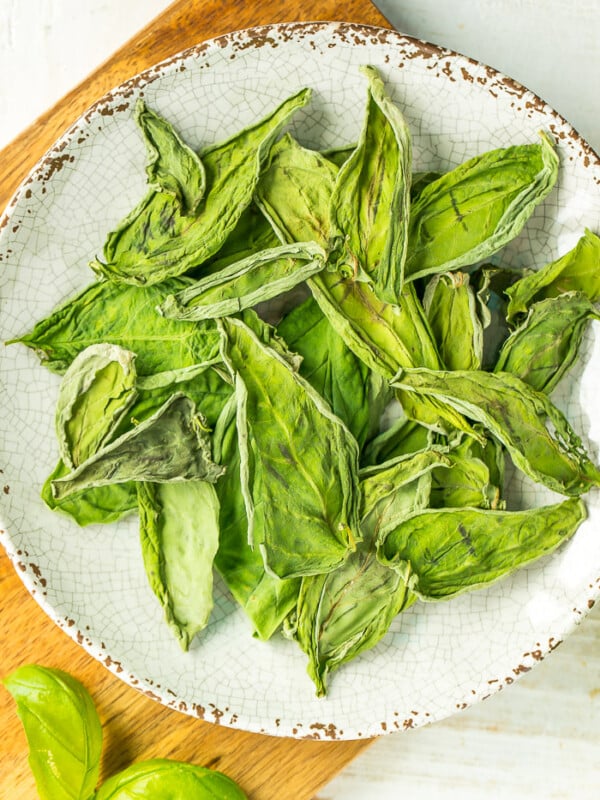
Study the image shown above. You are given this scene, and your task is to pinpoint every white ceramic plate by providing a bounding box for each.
[1,22,599,740]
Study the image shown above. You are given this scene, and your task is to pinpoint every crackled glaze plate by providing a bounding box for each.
[1,22,599,740]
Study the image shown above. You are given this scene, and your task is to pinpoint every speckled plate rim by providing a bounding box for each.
[1,21,599,740]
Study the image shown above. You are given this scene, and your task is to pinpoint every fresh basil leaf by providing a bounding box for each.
[3,664,102,800]
[94,758,247,800]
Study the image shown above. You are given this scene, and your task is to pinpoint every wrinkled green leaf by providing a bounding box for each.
[220,316,360,579]
[138,479,220,650]
[94,89,311,285]
[359,448,449,543]
[41,459,137,526]
[430,433,503,510]
[506,228,600,322]
[3,665,102,800]
[379,498,586,599]
[277,295,390,449]
[52,393,224,501]
[135,99,206,214]
[9,278,221,375]
[131,363,232,430]
[361,416,433,467]
[159,241,327,321]
[213,395,300,639]
[293,543,414,696]
[405,132,559,281]
[94,759,247,800]
[195,201,284,275]
[423,271,484,370]
[330,65,411,302]
[495,292,600,393]
[256,133,338,247]
[55,343,138,469]
[392,367,600,496]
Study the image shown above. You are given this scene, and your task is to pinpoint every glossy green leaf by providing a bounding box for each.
[405,133,559,281]
[219,316,360,579]
[95,759,247,800]
[93,89,311,285]
[277,295,390,449]
[505,228,600,322]
[392,367,600,496]
[495,292,600,393]
[138,479,220,650]
[423,271,484,370]
[379,498,586,599]
[9,278,221,375]
[135,100,206,214]
[3,664,102,800]
[213,395,300,639]
[52,393,224,501]
[329,65,411,302]
[159,241,327,321]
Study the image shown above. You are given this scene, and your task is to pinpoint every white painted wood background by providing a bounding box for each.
[0,2,599,797]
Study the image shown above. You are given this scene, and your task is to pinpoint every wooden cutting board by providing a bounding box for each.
[0,2,392,799]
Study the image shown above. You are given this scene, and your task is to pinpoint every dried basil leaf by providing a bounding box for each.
[505,228,600,322]
[405,133,559,281]
[277,295,390,449]
[329,65,411,302]
[135,99,206,214]
[392,367,600,496]
[430,433,503,510]
[423,271,484,370]
[379,498,587,599]
[293,544,414,696]
[138,479,220,650]
[9,278,221,375]
[93,90,311,285]
[159,241,327,321]
[51,393,224,501]
[360,417,433,467]
[213,395,300,639]
[55,343,138,469]
[494,291,600,393]
[219,316,360,579]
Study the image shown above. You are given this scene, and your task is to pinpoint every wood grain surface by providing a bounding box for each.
[0,2,392,799]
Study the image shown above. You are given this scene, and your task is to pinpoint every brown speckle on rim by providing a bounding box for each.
[513,664,531,675]
[588,599,596,609]
[403,718,414,729]
[3,485,9,494]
